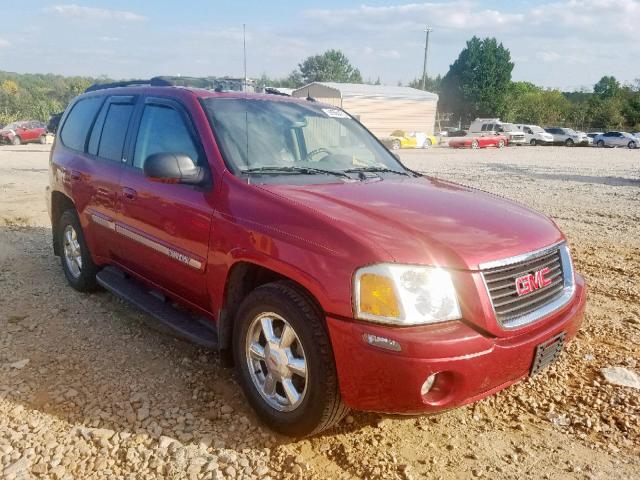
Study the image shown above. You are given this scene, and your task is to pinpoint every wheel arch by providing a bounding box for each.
[217,260,326,366]
[50,190,76,256]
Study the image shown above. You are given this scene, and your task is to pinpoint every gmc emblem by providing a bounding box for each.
[515,267,552,296]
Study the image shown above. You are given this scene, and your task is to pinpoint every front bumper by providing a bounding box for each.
[327,274,586,414]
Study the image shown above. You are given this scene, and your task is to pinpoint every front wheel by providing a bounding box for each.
[39,134,47,144]
[565,138,574,147]
[628,141,637,149]
[423,138,432,148]
[597,140,605,148]
[58,209,98,291]
[471,139,479,149]
[11,136,21,146]
[391,139,401,150]
[498,139,505,149]
[233,282,348,436]
[530,139,538,146]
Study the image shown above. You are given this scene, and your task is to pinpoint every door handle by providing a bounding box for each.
[122,187,137,200]
[67,170,81,181]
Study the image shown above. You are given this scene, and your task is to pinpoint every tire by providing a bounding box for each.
[530,139,537,146]
[233,281,348,437]
[471,139,479,149]
[597,140,605,148]
[498,139,505,149]
[391,139,401,150]
[564,138,574,147]
[628,141,637,149]
[39,135,47,145]
[11,136,21,146]
[58,209,98,292]
[423,138,432,148]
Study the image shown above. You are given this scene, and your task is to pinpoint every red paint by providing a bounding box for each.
[48,86,586,415]
[0,120,47,144]
[515,267,552,296]
[448,134,509,149]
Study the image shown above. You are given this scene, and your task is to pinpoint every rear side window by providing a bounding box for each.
[59,97,103,151]
[97,104,134,161]
[133,104,199,169]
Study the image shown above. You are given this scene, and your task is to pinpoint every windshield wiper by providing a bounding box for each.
[344,166,411,176]
[240,166,352,179]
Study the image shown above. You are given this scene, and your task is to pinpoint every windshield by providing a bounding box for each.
[203,98,407,176]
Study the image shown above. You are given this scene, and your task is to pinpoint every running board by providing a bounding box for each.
[96,266,218,348]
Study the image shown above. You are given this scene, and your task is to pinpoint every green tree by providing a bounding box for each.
[298,50,362,84]
[593,76,620,99]
[440,36,514,121]
[408,74,442,93]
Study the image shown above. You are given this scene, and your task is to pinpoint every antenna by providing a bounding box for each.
[243,24,247,93]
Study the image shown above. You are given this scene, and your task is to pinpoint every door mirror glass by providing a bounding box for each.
[143,153,204,185]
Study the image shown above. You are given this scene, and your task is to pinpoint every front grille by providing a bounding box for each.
[482,247,565,327]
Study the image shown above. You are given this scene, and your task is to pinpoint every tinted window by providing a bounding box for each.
[60,97,104,151]
[133,104,199,169]
[481,124,487,131]
[97,103,134,161]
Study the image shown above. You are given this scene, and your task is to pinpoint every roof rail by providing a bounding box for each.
[84,77,173,93]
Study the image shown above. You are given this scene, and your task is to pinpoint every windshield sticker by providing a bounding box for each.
[322,108,350,119]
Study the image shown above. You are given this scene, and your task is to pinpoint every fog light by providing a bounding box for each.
[363,333,401,352]
[421,373,437,396]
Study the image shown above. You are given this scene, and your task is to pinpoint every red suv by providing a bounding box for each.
[47,78,586,436]
[0,120,47,145]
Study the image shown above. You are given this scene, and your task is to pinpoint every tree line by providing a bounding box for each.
[2,40,639,132]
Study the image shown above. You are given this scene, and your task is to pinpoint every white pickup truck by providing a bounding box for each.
[468,118,526,146]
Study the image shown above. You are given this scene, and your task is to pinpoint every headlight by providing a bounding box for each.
[353,264,462,325]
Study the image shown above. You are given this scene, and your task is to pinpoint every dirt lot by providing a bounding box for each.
[1,144,638,480]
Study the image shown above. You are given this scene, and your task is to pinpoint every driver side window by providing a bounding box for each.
[133,104,199,169]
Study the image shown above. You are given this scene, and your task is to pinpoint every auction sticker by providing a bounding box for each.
[322,108,350,119]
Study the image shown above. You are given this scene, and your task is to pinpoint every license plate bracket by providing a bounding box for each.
[530,332,565,376]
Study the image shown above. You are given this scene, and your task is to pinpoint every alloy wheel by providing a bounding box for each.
[245,312,308,412]
[63,224,83,278]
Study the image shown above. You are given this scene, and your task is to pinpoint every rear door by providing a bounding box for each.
[82,95,137,259]
[117,96,213,310]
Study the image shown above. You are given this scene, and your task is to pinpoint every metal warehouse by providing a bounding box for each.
[292,82,439,138]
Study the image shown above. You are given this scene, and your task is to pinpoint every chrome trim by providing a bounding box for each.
[90,213,203,270]
[478,240,565,270]
[480,242,575,330]
[90,213,116,231]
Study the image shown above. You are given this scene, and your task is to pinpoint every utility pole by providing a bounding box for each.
[421,26,432,91]
[243,24,247,92]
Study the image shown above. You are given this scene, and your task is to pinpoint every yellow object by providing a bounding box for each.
[359,273,401,318]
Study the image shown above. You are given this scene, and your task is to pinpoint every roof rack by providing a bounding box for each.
[84,77,173,93]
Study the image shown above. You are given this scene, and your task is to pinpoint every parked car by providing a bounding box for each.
[544,127,587,147]
[631,132,640,138]
[0,120,47,145]
[47,80,585,436]
[383,130,437,150]
[577,131,593,146]
[448,134,509,149]
[468,118,526,145]
[515,124,554,146]
[587,132,603,142]
[594,131,639,148]
[48,112,63,135]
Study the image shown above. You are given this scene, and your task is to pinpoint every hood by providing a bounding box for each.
[257,176,563,271]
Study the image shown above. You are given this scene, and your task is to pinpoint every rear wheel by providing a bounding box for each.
[39,134,47,144]
[498,139,506,149]
[530,139,538,146]
[391,139,401,150]
[471,139,479,149]
[628,140,637,149]
[597,140,605,148]
[233,281,348,436]
[11,136,21,146]
[423,138,432,148]
[58,209,98,292]
[565,138,574,147]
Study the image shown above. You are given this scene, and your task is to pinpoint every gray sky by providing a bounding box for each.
[1,1,638,91]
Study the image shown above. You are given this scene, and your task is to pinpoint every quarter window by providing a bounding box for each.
[59,97,104,151]
[133,104,199,169]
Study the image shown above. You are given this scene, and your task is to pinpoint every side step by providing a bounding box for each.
[96,266,218,348]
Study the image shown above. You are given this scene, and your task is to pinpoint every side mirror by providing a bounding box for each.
[143,153,204,185]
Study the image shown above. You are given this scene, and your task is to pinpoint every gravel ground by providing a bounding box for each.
[0,144,638,479]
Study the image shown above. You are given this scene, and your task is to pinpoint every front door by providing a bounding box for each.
[117,97,213,310]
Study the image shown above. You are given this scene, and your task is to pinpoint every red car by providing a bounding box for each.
[0,120,47,145]
[47,79,585,436]
[449,134,508,149]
